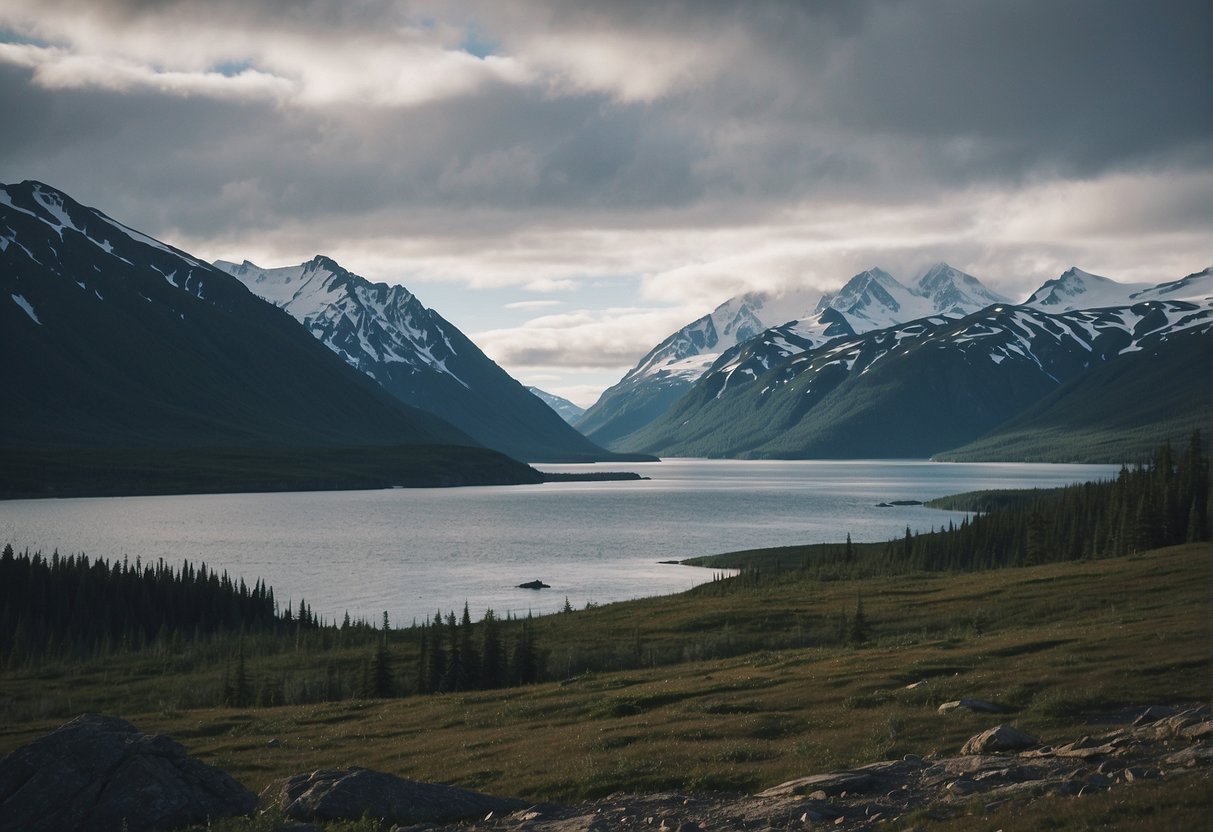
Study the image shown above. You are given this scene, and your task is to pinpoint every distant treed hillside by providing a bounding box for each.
[691,433,1210,580]
[936,328,1213,462]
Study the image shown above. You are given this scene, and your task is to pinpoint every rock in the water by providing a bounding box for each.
[517,580,551,590]
[0,713,257,832]
[938,699,1003,715]
[961,724,1039,755]
[262,767,527,825]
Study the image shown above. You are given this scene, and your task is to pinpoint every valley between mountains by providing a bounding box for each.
[2,178,1210,500]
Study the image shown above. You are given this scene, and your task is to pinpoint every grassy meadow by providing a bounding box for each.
[0,542,1208,814]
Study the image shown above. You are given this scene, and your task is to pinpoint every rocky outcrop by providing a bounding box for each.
[0,713,256,832]
[937,698,1003,715]
[960,723,1039,754]
[261,767,528,826]
[6,705,1206,832]
[445,704,1210,832]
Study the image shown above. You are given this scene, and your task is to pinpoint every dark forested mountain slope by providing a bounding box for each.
[0,181,540,494]
[215,257,621,461]
[937,325,1213,462]
[0,181,470,449]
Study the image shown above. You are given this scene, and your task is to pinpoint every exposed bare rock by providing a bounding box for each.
[960,724,1039,755]
[445,703,1210,832]
[937,698,1003,715]
[261,767,527,826]
[0,713,256,832]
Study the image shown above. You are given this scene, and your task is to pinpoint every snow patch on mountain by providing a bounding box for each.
[11,293,41,324]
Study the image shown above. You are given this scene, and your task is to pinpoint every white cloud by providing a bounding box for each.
[505,300,564,310]
[0,4,530,108]
[0,43,294,101]
[474,305,696,371]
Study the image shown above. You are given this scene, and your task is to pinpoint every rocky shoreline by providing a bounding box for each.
[0,705,1208,831]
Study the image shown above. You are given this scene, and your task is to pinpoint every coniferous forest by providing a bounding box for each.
[1,432,1207,710]
[886,431,1209,573]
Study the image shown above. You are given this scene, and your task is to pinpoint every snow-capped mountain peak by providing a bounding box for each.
[622,289,817,385]
[813,267,935,332]
[215,256,464,386]
[1126,266,1213,305]
[1023,267,1153,312]
[914,261,1009,315]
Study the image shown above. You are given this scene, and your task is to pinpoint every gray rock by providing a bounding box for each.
[960,724,1039,755]
[937,699,1003,715]
[1162,746,1213,768]
[756,771,882,798]
[1180,720,1213,740]
[1132,706,1177,726]
[0,713,256,832]
[261,767,527,826]
[945,778,987,797]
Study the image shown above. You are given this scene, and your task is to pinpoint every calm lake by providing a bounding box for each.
[0,459,1117,626]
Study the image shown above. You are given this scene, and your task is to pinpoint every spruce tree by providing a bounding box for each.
[849,594,869,645]
[371,611,394,697]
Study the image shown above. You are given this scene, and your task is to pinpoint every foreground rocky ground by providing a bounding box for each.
[1,705,1208,831]
[415,705,1211,832]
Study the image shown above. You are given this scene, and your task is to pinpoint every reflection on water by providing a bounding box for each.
[0,459,1117,625]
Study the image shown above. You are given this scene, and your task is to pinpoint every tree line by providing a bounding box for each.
[2,431,1206,702]
[0,547,337,667]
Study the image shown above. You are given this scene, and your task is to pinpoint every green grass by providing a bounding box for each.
[892,770,1213,831]
[1,543,1207,807]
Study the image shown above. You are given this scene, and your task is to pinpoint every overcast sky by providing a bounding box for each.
[2,0,1209,405]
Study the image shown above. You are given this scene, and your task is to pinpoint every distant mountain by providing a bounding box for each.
[214,257,619,462]
[580,262,1006,448]
[913,262,1011,315]
[617,295,1213,460]
[526,387,586,424]
[0,181,540,495]
[815,263,1010,332]
[1023,267,1154,311]
[575,290,818,446]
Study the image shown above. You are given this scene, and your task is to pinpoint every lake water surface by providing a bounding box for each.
[0,459,1117,626]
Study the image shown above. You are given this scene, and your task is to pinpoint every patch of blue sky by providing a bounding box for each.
[0,27,52,48]
[211,59,257,77]
[460,26,499,59]
[412,273,649,333]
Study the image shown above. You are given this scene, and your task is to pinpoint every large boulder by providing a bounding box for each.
[0,713,256,832]
[960,724,1039,755]
[262,767,528,825]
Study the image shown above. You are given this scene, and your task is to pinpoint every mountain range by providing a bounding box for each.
[0,181,542,495]
[4,179,1207,485]
[582,264,1211,462]
[576,263,1011,447]
[213,257,621,462]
